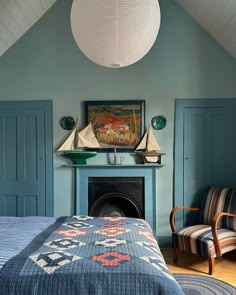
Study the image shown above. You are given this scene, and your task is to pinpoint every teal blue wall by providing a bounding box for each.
[0,0,236,240]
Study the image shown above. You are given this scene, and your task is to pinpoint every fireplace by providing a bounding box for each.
[74,165,161,232]
[88,177,144,218]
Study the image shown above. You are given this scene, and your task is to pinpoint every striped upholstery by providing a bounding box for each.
[200,187,236,231]
[173,225,236,258]
[173,187,236,258]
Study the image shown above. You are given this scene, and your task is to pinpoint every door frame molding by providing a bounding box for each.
[0,100,53,216]
[174,98,236,227]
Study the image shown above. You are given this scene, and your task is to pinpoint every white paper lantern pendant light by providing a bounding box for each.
[71,0,161,68]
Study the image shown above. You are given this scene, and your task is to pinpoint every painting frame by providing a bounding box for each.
[84,100,145,152]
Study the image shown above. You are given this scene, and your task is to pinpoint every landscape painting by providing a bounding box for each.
[84,100,145,151]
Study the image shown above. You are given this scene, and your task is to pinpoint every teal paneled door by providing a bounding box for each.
[175,99,236,227]
[0,101,53,216]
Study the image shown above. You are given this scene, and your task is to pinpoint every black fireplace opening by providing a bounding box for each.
[88,177,144,218]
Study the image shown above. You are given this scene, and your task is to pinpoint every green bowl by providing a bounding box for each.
[62,151,97,165]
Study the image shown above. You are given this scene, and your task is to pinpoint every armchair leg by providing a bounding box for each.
[208,257,215,275]
[173,248,179,263]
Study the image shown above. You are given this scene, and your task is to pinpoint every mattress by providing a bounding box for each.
[0,216,183,294]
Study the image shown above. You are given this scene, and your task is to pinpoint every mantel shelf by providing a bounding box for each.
[62,164,164,168]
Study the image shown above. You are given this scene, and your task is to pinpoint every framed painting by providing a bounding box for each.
[84,100,145,152]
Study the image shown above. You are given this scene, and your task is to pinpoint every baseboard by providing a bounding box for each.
[156,235,172,248]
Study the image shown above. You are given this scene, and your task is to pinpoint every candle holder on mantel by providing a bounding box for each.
[114,147,117,165]
[109,148,124,165]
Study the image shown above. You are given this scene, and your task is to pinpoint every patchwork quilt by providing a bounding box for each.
[0,216,183,295]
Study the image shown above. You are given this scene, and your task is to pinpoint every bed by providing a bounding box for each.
[0,216,183,294]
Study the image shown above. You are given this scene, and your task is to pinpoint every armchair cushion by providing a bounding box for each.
[173,224,236,258]
[200,187,236,231]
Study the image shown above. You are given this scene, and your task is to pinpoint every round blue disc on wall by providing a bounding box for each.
[151,115,167,130]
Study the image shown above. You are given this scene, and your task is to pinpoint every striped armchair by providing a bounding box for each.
[170,187,236,275]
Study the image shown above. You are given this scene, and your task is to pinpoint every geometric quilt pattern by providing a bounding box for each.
[95,238,127,248]
[135,241,160,256]
[102,217,124,221]
[72,216,94,221]
[102,221,126,227]
[134,230,158,245]
[140,256,175,281]
[55,229,90,238]
[133,222,152,232]
[30,251,81,274]
[63,221,94,229]
[44,238,85,250]
[92,251,130,266]
[95,227,130,237]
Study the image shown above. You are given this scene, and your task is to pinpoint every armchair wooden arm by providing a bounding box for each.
[212,212,236,257]
[170,206,200,232]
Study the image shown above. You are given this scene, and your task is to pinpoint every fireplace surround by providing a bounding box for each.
[73,164,162,232]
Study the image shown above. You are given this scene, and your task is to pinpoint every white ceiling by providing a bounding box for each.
[0,0,235,59]
[176,0,236,58]
[0,0,56,56]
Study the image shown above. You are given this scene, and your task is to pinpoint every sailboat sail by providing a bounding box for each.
[135,131,147,151]
[135,126,164,164]
[77,123,100,148]
[57,128,76,152]
[136,126,161,152]
[57,122,100,164]
[146,126,161,151]
[57,123,100,152]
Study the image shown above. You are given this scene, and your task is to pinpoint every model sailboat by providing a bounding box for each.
[135,126,164,164]
[57,123,100,164]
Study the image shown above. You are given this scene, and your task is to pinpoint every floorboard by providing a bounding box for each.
[162,249,236,286]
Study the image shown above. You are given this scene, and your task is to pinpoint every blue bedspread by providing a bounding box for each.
[0,216,183,295]
[0,216,56,270]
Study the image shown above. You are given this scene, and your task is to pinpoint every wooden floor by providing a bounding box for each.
[162,249,236,286]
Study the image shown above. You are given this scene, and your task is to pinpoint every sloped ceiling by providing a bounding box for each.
[0,0,235,59]
[176,0,236,58]
[0,0,56,56]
